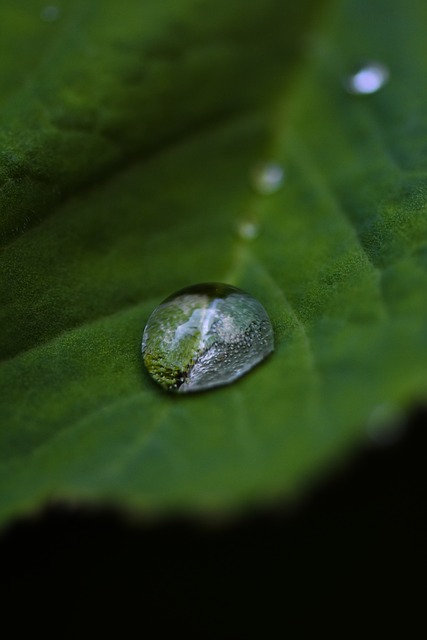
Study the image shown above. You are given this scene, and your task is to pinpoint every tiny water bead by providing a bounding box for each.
[40,6,61,22]
[237,219,261,240]
[142,283,274,393]
[345,61,390,95]
[366,403,405,446]
[251,162,285,195]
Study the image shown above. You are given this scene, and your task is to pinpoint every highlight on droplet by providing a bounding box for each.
[237,219,261,241]
[251,162,285,195]
[345,61,390,95]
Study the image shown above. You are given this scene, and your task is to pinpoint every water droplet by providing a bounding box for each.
[367,402,405,445]
[237,220,260,240]
[251,162,284,195]
[345,61,389,95]
[142,283,274,393]
[40,6,60,22]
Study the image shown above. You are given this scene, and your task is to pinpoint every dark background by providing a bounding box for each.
[2,407,426,636]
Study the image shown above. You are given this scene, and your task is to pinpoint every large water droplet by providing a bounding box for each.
[142,283,274,393]
[251,162,284,195]
[345,61,389,95]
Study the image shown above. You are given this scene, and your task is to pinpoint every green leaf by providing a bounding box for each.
[1,0,427,526]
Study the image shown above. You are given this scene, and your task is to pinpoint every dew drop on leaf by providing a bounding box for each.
[142,283,274,393]
[40,6,60,22]
[366,402,405,446]
[237,219,260,240]
[251,162,285,195]
[345,61,389,94]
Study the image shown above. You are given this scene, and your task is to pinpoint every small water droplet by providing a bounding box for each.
[237,220,260,240]
[142,283,274,393]
[345,61,389,95]
[367,402,405,445]
[40,5,60,22]
[251,162,284,195]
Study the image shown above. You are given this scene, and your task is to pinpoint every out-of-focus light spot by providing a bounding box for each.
[237,220,260,240]
[251,162,285,195]
[345,62,389,95]
[367,402,405,446]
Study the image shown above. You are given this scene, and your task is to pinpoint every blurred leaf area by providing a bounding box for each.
[2,407,426,635]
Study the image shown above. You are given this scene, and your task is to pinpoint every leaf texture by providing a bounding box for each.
[1,0,427,526]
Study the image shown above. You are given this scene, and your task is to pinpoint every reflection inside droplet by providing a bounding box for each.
[345,62,389,95]
[40,5,60,22]
[251,162,284,195]
[142,283,274,393]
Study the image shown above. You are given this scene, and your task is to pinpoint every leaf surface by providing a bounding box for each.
[1,0,427,525]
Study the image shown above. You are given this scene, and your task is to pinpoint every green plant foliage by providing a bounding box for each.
[1,0,427,526]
